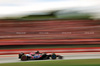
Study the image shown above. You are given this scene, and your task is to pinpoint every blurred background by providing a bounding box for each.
[0,0,100,66]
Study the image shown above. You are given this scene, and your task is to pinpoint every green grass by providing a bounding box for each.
[0,59,100,66]
[21,15,56,20]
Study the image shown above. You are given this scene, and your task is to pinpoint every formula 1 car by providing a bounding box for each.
[19,51,63,61]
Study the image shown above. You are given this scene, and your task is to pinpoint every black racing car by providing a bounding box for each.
[19,51,63,61]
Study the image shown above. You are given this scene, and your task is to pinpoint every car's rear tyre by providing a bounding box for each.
[21,55,27,61]
[19,52,24,59]
[51,53,56,59]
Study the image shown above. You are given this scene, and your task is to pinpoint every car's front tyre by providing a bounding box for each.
[51,53,56,59]
[21,55,27,61]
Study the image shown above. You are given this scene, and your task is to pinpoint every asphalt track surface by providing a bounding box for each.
[0,52,100,64]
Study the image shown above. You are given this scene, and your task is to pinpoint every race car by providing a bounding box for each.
[19,51,63,61]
